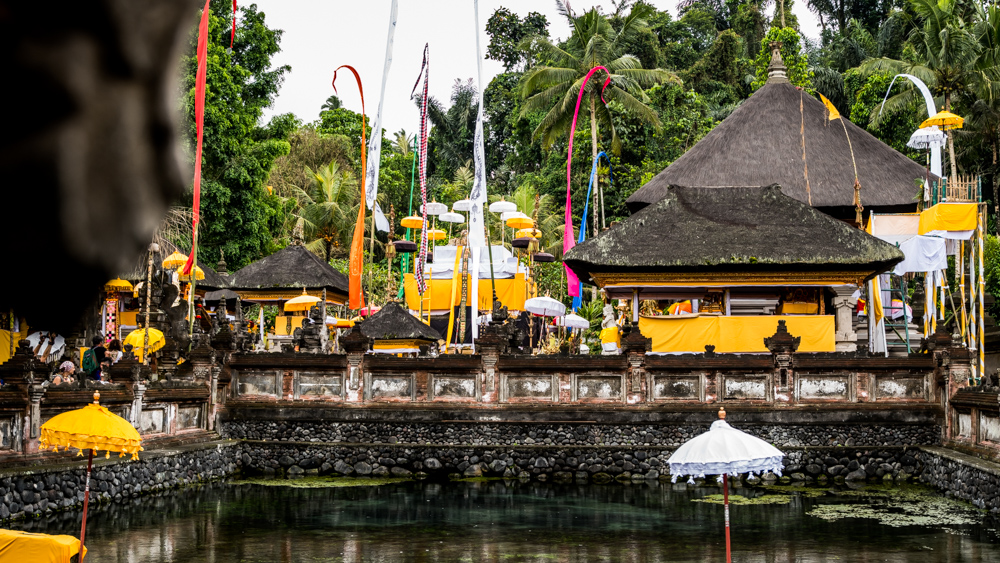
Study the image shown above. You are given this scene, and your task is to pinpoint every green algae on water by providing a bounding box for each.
[806,485,984,527]
[232,476,412,488]
[692,494,793,505]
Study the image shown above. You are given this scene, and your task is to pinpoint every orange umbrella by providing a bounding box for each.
[39,392,142,562]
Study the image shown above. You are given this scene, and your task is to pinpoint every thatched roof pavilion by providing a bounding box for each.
[566,185,903,354]
[228,243,348,304]
[356,301,442,353]
[625,47,931,220]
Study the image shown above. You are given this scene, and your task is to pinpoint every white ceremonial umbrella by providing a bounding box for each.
[452,199,474,212]
[26,331,66,361]
[439,212,465,223]
[907,126,947,149]
[555,313,590,329]
[667,407,785,563]
[489,200,517,213]
[422,201,447,216]
[524,296,566,317]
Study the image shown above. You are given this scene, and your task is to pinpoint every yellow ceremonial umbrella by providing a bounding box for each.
[176,265,205,282]
[506,216,534,229]
[285,289,322,312]
[39,391,142,563]
[400,216,425,229]
[123,328,165,361]
[921,110,964,131]
[161,251,188,269]
[426,228,448,241]
[103,278,133,293]
[516,228,542,239]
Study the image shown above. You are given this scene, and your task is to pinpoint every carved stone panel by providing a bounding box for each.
[0,417,16,450]
[430,375,477,400]
[295,372,343,399]
[501,374,558,403]
[574,375,623,402]
[796,374,853,402]
[980,412,1000,443]
[722,374,770,401]
[367,374,414,401]
[237,370,281,397]
[140,407,166,435]
[956,411,973,438]
[875,374,927,400]
[177,405,202,430]
[650,375,701,401]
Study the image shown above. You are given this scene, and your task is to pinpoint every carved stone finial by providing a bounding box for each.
[766,41,789,84]
[718,407,726,420]
[764,320,800,354]
[216,250,228,275]
[93,391,101,404]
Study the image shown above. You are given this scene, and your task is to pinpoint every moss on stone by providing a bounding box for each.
[233,476,411,488]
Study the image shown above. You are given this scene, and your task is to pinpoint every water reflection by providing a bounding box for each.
[13,480,1000,562]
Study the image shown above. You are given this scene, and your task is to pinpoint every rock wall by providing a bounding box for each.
[0,441,239,523]
[222,420,941,449]
[917,446,1000,512]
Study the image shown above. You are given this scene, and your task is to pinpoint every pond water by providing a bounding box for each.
[12,478,1000,562]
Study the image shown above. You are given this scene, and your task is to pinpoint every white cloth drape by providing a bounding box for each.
[363,0,398,233]
[893,235,947,275]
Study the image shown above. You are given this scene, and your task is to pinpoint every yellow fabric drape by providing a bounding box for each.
[404,274,532,311]
[638,315,835,353]
[0,530,85,563]
[0,323,30,366]
[918,203,978,235]
[599,327,621,347]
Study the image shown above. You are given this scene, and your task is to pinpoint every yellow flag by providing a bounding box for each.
[819,93,841,121]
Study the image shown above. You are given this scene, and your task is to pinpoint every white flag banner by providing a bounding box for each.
[364,0,398,233]
[470,0,487,340]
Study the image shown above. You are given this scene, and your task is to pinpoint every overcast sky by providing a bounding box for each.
[254,1,820,134]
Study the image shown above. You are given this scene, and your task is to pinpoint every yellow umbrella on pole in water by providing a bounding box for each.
[284,289,322,312]
[161,251,188,269]
[123,328,165,361]
[39,392,142,563]
[920,110,964,131]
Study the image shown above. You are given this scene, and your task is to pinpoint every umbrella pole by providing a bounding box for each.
[723,472,731,563]
[79,448,93,562]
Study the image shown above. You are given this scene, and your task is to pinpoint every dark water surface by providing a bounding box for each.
[11,479,1000,562]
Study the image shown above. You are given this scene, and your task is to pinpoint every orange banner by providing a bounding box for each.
[333,66,367,309]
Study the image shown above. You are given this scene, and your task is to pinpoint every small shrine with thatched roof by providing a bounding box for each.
[565,185,903,354]
[356,301,443,355]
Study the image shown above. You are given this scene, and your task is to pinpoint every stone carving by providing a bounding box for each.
[764,320,800,354]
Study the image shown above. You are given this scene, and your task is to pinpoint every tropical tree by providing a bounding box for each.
[393,129,414,157]
[321,94,342,112]
[289,162,359,261]
[519,2,679,157]
[860,0,982,178]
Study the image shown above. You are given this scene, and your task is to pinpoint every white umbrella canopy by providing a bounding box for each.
[501,210,527,222]
[489,200,517,213]
[524,296,566,317]
[452,199,474,212]
[422,201,447,216]
[439,212,465,223]
[667,412,784,482]
[907,126,947,150]
[555,313,590,329]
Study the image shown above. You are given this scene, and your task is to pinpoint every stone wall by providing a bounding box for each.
[917,446,1000,512]
[221,419,941,449]
[0,440,239,523]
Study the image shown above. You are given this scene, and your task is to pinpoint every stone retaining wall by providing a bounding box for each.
[0,441,239,523]
[222,420,941,449]
[917,446,1000,512]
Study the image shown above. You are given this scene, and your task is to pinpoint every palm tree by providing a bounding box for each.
[393,129,413,157]
[321,94,342,112]
[860,0,983,178]
[289,162,359,261]
[519,2,679,158]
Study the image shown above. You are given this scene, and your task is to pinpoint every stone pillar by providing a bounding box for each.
[341,329,370,402]
[831,286,858,352]
[27,384,45,453]
[620,324,650,402]
[765,320,800,403]
[477,330,503,403]
[131,383,146,428]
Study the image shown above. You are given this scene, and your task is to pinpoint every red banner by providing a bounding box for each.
[333,66,367,310]
[183,0,211,276]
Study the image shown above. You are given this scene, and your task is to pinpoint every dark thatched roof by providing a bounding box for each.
[565,185,904,280]
[357,301,442,342]
[625,80,931,213]
[228,244,348,296]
